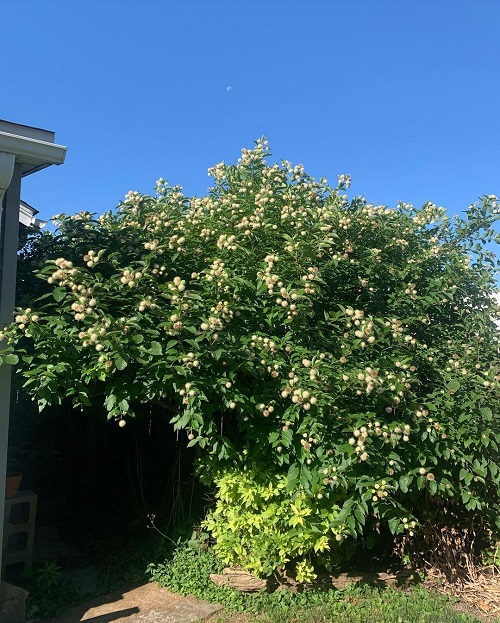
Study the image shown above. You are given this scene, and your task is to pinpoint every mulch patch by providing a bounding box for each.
[424,568,500,623]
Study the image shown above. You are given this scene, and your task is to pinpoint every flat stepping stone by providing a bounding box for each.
[43,583,223,623]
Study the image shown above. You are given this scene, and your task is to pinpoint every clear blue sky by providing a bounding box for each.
[2,0,499,226]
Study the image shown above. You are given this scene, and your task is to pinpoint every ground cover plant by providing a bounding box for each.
[1,139,499,581]
[147,544,487,623]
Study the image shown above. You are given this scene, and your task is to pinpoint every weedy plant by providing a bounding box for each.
[24,560,82,619]
[1,139,499,580]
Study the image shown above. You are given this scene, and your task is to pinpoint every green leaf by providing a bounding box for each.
[354,507,365,526]
[480,407,492,421]
[287,464,300,490]
[299,466,312,492]
[148,341,163,356]
[489,462,498,478]
[3,353,19,365]
[399,474,411,493]
[177,411,191,429]
[345,514,357,537]
[53,287,66,302]
[388,516,401,535]
[281,428,293,448]
[459,468,473,486]
[473,459,487,478]
[268,431,279,444]
[114,354,128,370]
[104,394,116,410]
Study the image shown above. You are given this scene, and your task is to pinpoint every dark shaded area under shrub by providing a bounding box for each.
[7,390,206,559]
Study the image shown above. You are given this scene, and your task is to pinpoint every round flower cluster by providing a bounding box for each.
[289,388,317,410]
[179,382,196,405]
[383,317,406,340]
[205,260,228,290]
[168,312,183,333]
[154,178,170,196]
[348,426,372,460]
[123,190,141,206]
[258,403,275,417]
[67,211,93,222]
[402,516,417,536]
[237,140,269,166]
[345,311,376,348]
[199,227,216,241]
[168,234,186,252]
[411,202,446,227]
[181,352,200,370]
[370,480,389,502]
[167,276,186,304]
[216,234,237,250]
[210,300,233,322]
[138,297,158,313]
[79,325,107,350]
[200,316,223,332]
[144,239,161,252]
[345,308,364,321]
[389,424,412,443]
[300,432,319,459]
[14,309,39,331]
[355,367,382,395]
[249,335,277,355]
[321,465,339,486]
[47,257,78,286]
[71,294,97,321]
[121,269,142,288]
[258,255,281,293]
[151,263,167,276]
[337,174,352,189]
[83,250,98,268]
[207,162,226,181]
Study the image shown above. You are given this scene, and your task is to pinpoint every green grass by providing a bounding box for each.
[237,585,484,623]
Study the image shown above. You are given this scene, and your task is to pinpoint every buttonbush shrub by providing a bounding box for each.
[1,139,499,578]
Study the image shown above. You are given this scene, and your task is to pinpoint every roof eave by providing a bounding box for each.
[0,130,67,177]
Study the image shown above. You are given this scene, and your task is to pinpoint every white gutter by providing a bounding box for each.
[0,130,66,171]
[0,131,66,239]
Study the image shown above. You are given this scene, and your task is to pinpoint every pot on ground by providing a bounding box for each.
[5,473,23,498]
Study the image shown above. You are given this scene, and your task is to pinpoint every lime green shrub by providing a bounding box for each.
[1,139,499,578]
[204,467,343,581]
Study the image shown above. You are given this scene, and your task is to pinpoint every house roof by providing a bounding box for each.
[19,199,46,228]
[0,119,66,177]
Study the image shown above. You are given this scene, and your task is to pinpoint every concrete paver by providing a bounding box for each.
[44,582,223,623]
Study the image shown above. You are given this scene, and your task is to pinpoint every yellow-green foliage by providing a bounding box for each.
[204,467,341,580]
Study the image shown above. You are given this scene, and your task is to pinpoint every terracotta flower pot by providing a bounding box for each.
[5,472,23,498]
